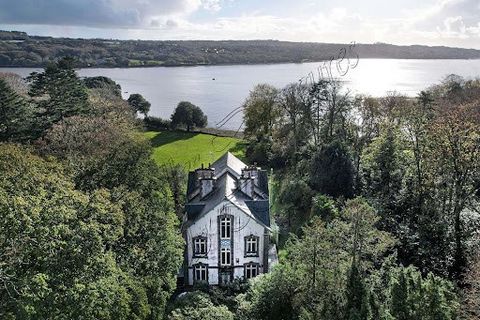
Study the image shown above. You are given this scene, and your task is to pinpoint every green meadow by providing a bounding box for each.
[144,131,246,170]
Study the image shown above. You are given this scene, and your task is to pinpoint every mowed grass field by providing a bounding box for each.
[145,131,247,170]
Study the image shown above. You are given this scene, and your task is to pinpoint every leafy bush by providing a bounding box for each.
[168,292,234,320]
[83,76,122,97]
[144,116,172,131]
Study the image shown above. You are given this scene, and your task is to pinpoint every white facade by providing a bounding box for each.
[182,152,274,286]
[185,200,268,285]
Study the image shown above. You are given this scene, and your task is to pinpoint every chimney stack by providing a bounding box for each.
[196,167,216,198]
[238,165,258,198]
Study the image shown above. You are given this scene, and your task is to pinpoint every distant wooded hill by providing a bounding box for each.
[1,30,480,68]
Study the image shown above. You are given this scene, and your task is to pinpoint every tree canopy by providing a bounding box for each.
[0,79,34,142]
[240,198,458,320]
[27,57,90,135]
[0,55,478,319]
[128,93,151,116]
[170,101,207,131]
[0,60,184,320]
[0,144,142,319]
[1,30,480,68]
[242,75,479,319]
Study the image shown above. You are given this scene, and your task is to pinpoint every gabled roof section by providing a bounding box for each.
[184,152,271,229]
[210,152,245,178]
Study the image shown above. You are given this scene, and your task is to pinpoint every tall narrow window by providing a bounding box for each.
[193,237,207,257]
[220,216,231,239]
[220,248,231,266]
[194,264,208,282]
[244,263,259,279]
[245,235,259,256]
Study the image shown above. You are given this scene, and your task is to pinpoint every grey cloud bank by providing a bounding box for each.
[0,0,199,27]
[0,0,478,49]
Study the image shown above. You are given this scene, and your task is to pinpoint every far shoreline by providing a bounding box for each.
[2,56,480,70]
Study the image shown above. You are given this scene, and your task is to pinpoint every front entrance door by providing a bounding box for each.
[219,268,233,285]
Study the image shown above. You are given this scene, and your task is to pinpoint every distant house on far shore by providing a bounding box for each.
[179,152,277,286]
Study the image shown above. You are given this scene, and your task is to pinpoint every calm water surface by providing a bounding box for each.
[2,59,480,130]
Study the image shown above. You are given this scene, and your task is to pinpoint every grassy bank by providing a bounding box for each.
[145,130,246,170]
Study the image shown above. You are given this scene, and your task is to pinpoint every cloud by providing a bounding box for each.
[202,0,223,12]
[309,0,480,48]
[134,9,369,43]
[143,3,479,48]
[0,0,478,49]
[406,0,480,40]
[0,0,210,28]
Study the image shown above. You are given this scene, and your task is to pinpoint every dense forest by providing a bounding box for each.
[164,74,480,319]
[0,59,185,319]
[235,75,480,320]
[0,57,479,319]
[1,30,480,68]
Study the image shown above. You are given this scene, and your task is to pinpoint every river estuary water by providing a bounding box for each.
[2,58,480,130]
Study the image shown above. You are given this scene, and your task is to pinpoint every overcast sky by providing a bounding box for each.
[0,0,479,48]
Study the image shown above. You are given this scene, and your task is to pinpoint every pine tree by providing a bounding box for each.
[27,57,90,131]
[0,79,34,142]
[388,266,459,320]
[345,263,370,320]
[390,269,410,320]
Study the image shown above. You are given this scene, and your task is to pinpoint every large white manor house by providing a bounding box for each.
[180,152,277,286]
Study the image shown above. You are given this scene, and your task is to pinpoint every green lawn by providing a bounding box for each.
[145,131,247,170]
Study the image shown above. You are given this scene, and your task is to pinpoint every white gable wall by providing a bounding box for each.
[186,199,267,285]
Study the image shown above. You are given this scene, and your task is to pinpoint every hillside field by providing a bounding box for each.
[145,131,246,170]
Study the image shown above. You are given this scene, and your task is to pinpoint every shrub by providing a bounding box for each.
[144,116,172,131]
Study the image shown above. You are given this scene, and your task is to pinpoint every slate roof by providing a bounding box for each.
[185,152,271,228]
[186,171,197,199]
[210,151,246,178]
[245,200,270,227]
